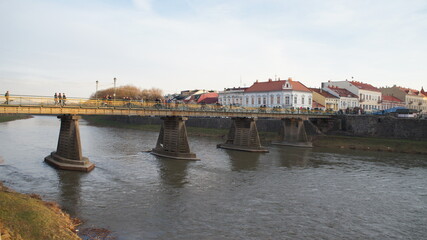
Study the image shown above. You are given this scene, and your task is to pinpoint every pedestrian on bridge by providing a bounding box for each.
[4,91,9,104]
[58,93,62,106]
[54,93,58,105]
[62,93,66,106]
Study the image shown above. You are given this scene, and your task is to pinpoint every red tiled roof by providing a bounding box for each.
[197,92,218,103]
[350,81,380,92]
[327,86,358,98]
[245,78,311,93]
[382,95,402,102]
[398,87,421,96]
[309,88,338,99]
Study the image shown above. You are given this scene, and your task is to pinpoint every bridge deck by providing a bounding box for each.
[0,96,333,119]
[1,105,332,119]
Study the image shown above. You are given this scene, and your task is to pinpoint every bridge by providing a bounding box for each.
[1,95,333,172]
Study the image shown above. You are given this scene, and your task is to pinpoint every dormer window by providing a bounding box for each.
[282,81,291,89]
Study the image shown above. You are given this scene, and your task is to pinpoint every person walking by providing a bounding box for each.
[4,91,9,104]
[54,93,58,105]
[62,93,66,106]
[58,93,62,106]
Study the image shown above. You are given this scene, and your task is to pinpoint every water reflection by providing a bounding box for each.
[156,158,189,188]
[224,150,261,171]
[277,146,312,168]
[56,170,84,216]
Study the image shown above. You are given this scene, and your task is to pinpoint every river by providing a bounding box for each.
[0,116,426,239]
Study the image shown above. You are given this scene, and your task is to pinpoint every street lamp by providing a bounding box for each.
[113,77,117,105]
[95,80,99,106]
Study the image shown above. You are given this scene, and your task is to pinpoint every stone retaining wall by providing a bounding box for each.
[338,115,427,140]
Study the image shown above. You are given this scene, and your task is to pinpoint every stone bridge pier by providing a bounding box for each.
[272,118,313,148]
[217,117,268,152]
[151,116,199,160]
[45,115,95,172]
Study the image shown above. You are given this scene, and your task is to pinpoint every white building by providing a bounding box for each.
[322,86,359,110]
[322,80,381,111]
[219,78,312,108]
[218,87,247,106]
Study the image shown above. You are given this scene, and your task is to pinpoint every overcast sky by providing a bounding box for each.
[1,0,426,98]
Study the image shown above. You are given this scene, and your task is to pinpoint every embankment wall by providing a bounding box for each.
[99,115,427,140]
[338,115,427,140]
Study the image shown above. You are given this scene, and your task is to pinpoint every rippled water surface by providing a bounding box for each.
[1,116,426,239]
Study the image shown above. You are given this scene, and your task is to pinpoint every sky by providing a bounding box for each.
[1,0,427,98]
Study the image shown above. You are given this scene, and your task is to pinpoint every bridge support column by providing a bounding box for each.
[45,115,95,172]
[272,118,313,148]
[217,117,268,152]
[151,116,199,160]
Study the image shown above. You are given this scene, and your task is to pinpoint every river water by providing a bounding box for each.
[0,116,426,240]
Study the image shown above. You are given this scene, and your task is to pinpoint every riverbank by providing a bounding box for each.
[313,135,427,155]
[0,182,80,240]
[0,114,32,123]
[83,115,427,155]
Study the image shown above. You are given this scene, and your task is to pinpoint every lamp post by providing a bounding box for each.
[113,77,117,105]
[95,80,99,106]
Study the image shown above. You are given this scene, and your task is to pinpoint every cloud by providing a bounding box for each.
[1,0,427,98]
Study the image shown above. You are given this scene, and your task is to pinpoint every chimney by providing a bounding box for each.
[288,77,292,81]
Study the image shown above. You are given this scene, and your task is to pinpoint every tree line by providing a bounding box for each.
[90,85,163,101]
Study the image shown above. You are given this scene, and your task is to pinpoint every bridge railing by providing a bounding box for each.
[0,95,335,115]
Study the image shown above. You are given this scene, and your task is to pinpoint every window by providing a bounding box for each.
[258,97,261,105]
[263,97,266,105]
[270,95,274,105]
[294,96,297,104]
[251,97,254,105]
[285,96,290,105]
[277,96,281,104]
[308,97,312,105]
[302,96,305,105]
[246,97,249,105]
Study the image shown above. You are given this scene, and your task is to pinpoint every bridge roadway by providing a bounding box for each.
[1,96,333,172]
[0,95,333,119]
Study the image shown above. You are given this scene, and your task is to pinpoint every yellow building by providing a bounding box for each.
[309,88,339,110]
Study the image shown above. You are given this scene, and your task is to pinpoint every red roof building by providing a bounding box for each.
[381,95,405,110]
[245,78,311,93]
[350,81,381,92]
[380,85,426,112]
[321,80,382,111]
[219,77,313,108]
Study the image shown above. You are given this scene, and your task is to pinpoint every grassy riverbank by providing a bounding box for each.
[0,183,80,240]
[0,114,32,123]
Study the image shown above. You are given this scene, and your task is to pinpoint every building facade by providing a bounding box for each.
[218,78,312,109]
[309,88,339,110]
[380,85,426,112]
[218,87,247,106]
[380,95,405,110]
[322,80,381,111]
[243,78,312,108]
[322,86,359,110]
